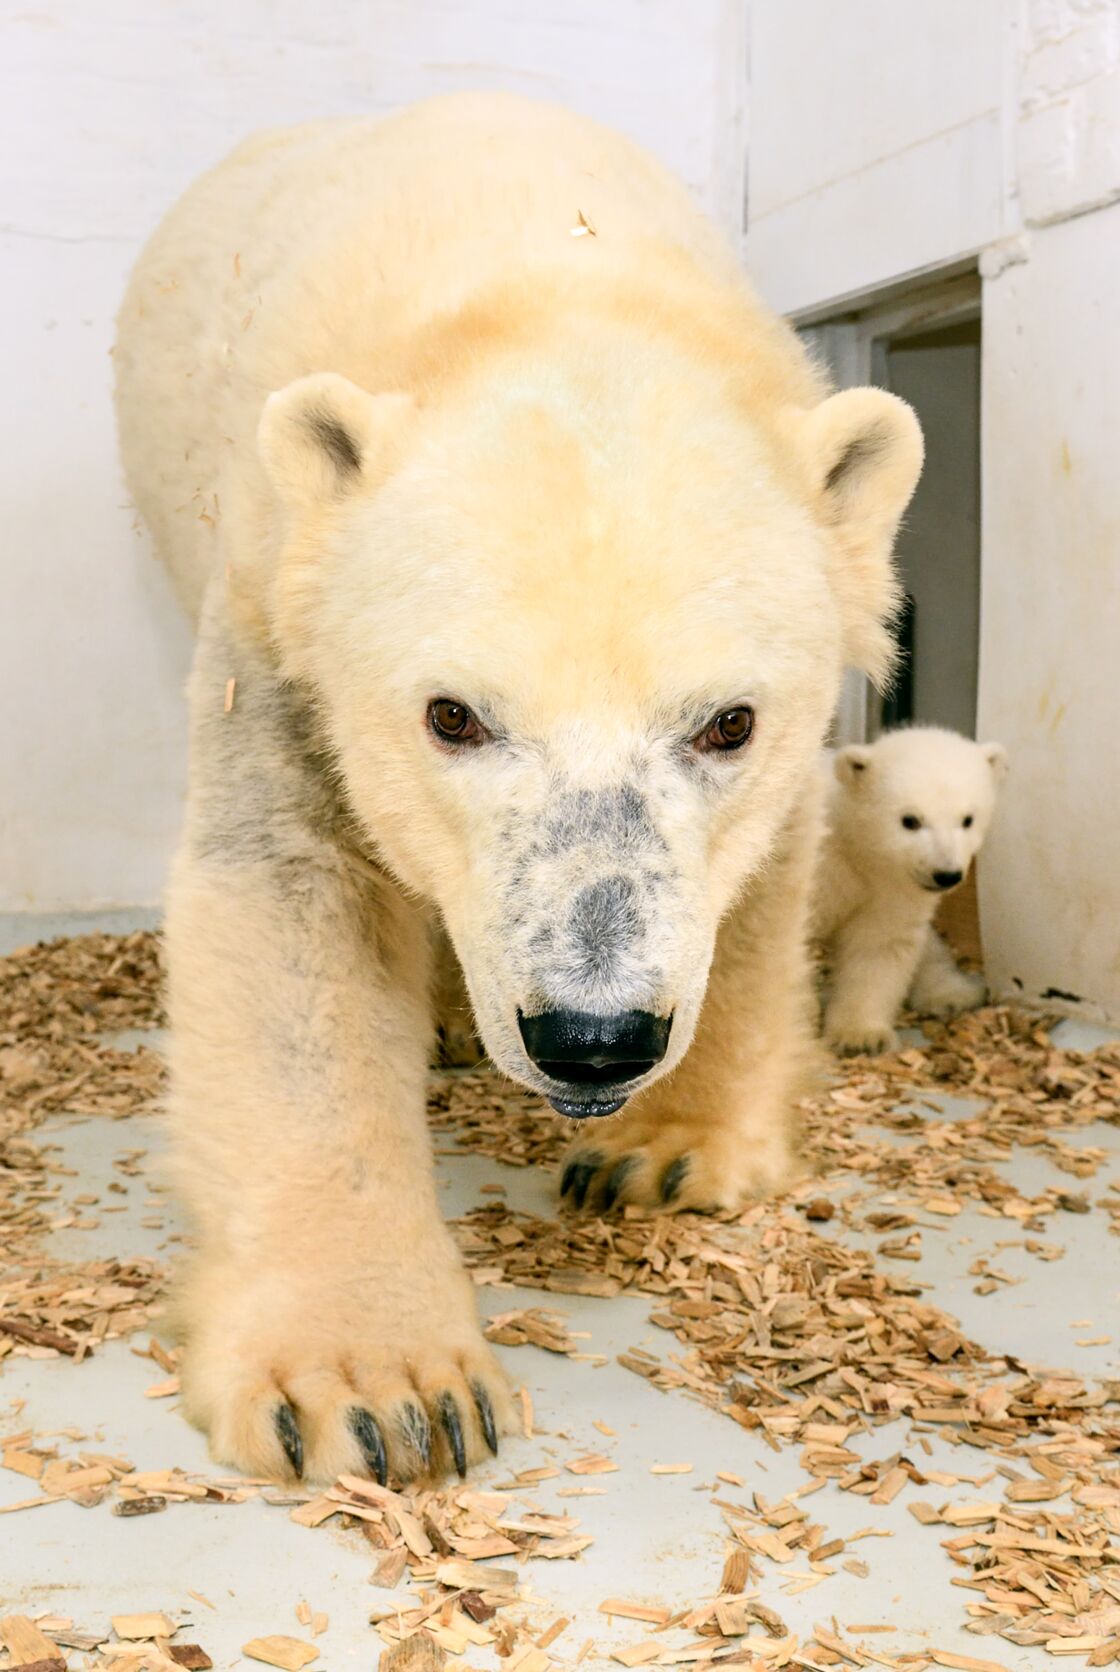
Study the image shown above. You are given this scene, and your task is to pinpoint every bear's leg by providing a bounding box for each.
[165,620,513,1485]
[558,785,822,1213]
[907,926,986,1017]
[166,858,514,1484]
[822,909,928,1055]
[431,924,485,1068]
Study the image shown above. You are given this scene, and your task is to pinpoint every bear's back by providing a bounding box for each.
[114,93,802,622]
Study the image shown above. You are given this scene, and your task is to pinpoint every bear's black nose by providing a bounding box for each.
[932,869,964,890]
[518,1008,671,1116]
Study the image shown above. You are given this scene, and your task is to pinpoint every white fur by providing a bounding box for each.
[814,726,1007,1054]
[114,92,922,1483]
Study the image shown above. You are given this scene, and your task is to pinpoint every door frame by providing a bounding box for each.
[800,273,983,745]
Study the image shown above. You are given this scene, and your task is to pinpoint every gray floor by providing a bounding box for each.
[2,914,1118,1668]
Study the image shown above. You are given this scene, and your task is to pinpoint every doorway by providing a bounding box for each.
[801,274,982,748]
[801,275,984,961]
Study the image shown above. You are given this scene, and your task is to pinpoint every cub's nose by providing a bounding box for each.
[517,1008,672,1117]
[932,869,964,890]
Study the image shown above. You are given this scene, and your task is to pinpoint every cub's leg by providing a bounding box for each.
[908,925,986,1017]
[560,786,823,1213]
[822,907,928,1055]
[167,612,513,1485]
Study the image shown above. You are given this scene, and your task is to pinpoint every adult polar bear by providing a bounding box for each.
[116,92,922,1485]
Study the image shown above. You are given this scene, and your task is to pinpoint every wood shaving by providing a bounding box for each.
[2,933,1118,1667]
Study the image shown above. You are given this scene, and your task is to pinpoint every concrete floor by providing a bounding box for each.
[2,914,1118,1668]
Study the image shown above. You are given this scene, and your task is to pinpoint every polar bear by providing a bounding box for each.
[114,92,922,1484]
[814,727,1007,1054]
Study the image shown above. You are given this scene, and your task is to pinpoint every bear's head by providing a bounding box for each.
[250,306,922,1117]
[833,727,1007,894]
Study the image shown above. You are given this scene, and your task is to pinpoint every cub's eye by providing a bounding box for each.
[901,814,922,830]
[428,698,486,747]
[962,814,974,829]
[695,705,755,754]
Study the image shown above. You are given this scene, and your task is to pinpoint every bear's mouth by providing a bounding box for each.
[547,1089,630,1119]
[540,1057,659,1120]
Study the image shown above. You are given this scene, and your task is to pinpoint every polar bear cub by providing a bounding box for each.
[814,726,1007,1053]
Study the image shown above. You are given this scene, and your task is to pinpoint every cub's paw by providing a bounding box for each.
[912,969,986,1019]
[824,1009,900,1056]
[177,1270,516,1486]
[559,1113,799,1216]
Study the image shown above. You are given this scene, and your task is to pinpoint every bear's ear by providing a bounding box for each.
[835,743,872,784]
[797,389,924,687]
[258,373,414,512]
[983,741,1009,781]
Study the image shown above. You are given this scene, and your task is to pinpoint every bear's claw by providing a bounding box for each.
[472,1381,499,1456]
[437,1391,467,1477]
[349,1406,388,1485]
[558,1115,798,1213]
[561,1146,699,1213]
[660,1155,690,1203]
[560,1151,604,1208]
[264,1379,504,1486]
[274,1400,304,1478]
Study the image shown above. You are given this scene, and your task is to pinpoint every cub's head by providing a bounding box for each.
[833,726,1007,894]
[252,309,922,1117]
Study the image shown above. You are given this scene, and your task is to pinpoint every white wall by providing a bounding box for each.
[745,0,1012,319]
[977,0,1120,1019]
[746,0,1120,1020]
[6,1,1120,1022]
[1,0,747,911]
[745,0,1120,320]
[978,203,1120,1021]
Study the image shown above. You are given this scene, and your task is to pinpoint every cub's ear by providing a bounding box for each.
[258,373,413,512]
[834,743,873,784]
[797,389,924,687]
[983,741,1009,780]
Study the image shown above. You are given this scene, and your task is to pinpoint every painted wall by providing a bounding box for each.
[745,0,1011,318]
[979,202,1120,1020]
[0,0,747,910]
[747,0,1120,1019]
[6,1,1120,1021]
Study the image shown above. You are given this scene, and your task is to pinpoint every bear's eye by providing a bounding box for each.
[901,814,922,830]
[428,698,486,747]
[694,705,755,754]
[962,814,974,829]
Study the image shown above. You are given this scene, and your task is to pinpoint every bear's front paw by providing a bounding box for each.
[559,1110,800,1216]
[177,1260,516,1487]
[911,968,986,1019]
[824,1009,900,1056]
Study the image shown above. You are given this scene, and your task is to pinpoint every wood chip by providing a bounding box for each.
[241,1637,319,1670]
[112,1614,177,1640]
[598,1600,672,1625]
[929,1655,1013,1672]
[1,1617,63,1663]
[378,1639,447,1670]
[565,1454,618,1475]
[7,928,1120,1672]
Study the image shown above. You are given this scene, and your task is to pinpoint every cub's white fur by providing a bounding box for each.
[815,727,1007,1054]
[114,92,922,1485]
